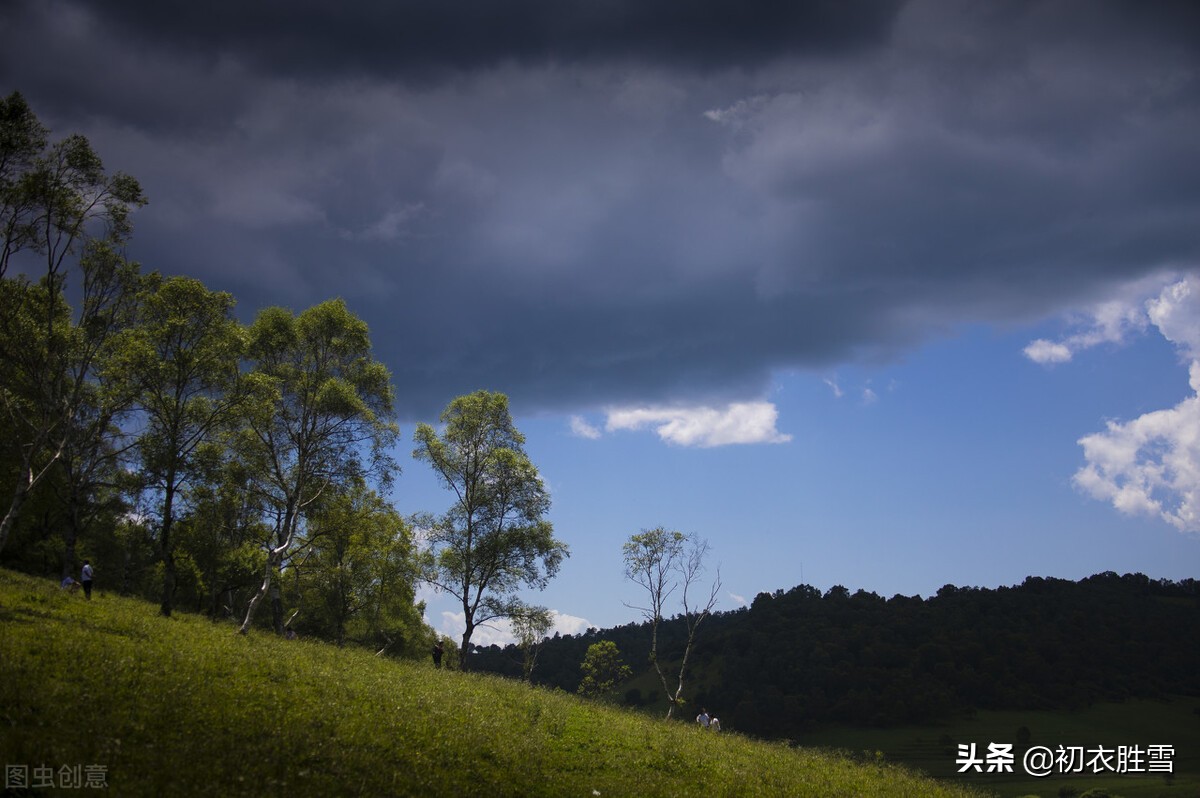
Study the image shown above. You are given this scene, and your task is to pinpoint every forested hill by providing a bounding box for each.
[473,572,1200,737]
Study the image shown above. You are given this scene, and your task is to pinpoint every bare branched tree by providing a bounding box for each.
[622,527,721,720]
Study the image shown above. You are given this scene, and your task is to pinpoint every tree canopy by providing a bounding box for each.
[473,572,1200,736]
[414,390,568,669]
[238,299,399,634]
[0,90,146,556]
[114,274,247,616]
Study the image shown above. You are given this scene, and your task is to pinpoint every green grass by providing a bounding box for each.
[0,569,987,798]
[796,699,1200,798]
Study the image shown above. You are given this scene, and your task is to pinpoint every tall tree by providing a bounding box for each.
[0,91,146,554]
[414,390,568,670]
[115,274,247,616]
[49,240,144,580]
[623,527,721,719]
[238,299,398,635]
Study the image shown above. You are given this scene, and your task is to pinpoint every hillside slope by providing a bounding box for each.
[0,569,984,797]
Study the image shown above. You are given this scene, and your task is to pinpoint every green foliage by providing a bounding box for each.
[1,90,146,279]
[0,569,985,797]
[112,273,247,617]
[413,390,567,665]
[578,640,632,699]
[475,573,1200,738]
[238,299,399,634]
[242,298,399,508]
[0,93,425,653]
[511,603,554,681]
[287,480,422,650]
[0,91,146,557]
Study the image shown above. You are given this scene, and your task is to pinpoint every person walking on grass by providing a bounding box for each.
[80,560,93,600]
[696,708,710,729]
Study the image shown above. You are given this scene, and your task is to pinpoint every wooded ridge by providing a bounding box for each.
[473,572,1200,736]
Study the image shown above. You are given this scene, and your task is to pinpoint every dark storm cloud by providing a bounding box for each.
[2,0,1198,419]
[58,0,904,75]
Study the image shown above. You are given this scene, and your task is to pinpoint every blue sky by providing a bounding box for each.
[411,301,1200,643]
[4,0,1197,644]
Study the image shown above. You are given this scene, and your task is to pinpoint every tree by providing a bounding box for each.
[1,91,49,278]
[293,480,420,650]
[115,274,247,616]
[238,299,398,634]
[511,603,554,682]
[578,640,632,699]
[0,240,143,559]
[622,527,721,719]
[0,91,146,555]
[172,456,267,619]
[414,390,568,670]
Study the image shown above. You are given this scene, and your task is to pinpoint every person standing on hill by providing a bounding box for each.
[710,717,721,732]
[432,640,444,669]
[80,560,94,600]
[696,708,710,729]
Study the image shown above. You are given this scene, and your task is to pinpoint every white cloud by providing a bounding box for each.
[1023,338,1073,365]
[1147,279,1200,357]
[823,376,844,398]
[569,415,602,440]
[548,611,593,637]
[1023,276,1170,364]
[1074,378,1200,533]
[728,591,748,607]
[435,609,593,648]
[861,387,879,406]
[1073,276,1200,534]
[605,401,792,447]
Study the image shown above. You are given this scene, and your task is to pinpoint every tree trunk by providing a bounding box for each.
[270,582,284,635]
[647,617,676,719]
[121,546,133,595]
[61,502,80,581]
[0,438,66,555]
[0,481,31,556]
[161,549,176,617]
[159,480,177,617]
[240,565,272,634]
[241,499,297,634]
[459,625,473,671]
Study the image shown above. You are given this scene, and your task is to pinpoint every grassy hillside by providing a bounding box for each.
[0,569,985,797]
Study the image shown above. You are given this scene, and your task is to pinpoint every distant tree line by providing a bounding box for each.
[472,572,1200,736]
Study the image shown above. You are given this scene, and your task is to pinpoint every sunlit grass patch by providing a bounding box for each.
[0,568,986,797]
